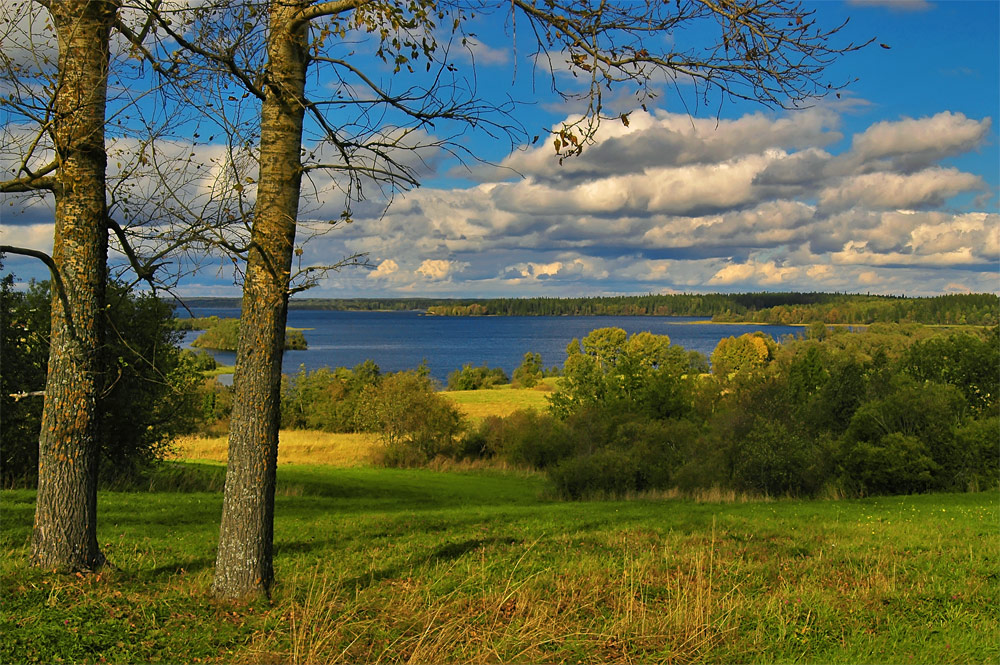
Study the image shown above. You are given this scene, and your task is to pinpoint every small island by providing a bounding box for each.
[182,316,308,351]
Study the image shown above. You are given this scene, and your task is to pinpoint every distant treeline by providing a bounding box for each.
[174,293,999,326]
[426,293,999,326]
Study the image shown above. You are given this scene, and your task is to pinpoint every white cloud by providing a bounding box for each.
[417,259,467,281]
[0,222,54,253]
[709,260,799,286]
[368,259,399,279]
[818,168,985,211]
[850,112,990,165]
[5,102,994,298]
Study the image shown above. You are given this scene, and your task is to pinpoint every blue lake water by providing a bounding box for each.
[183,308,803,385]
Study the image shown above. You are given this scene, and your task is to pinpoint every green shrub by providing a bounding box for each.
[844,377,965,486]
[281,362,381,432]
[512,352,543,388]
[447,363,508,390]
[950,416,1000,491]
[357,370,463,465]
[727,418,823,497]
[840,433,939,496]
[1,276,205,484]
[459,410,574,469]
[180,349,218,372]
[549,449,640,499]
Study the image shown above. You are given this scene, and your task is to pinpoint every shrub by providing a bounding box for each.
[180,349,219,372]
[281,362,380,432]
[512,352,543,388]
[727,418,823,497]
[549,449,640,499]
[1,276,204,483]
[459,410,574,469]
[447,363,508,390]
[950,416,1000,491]
[357,370,463,465]
[844,376,965,484]
[840,433,939,496]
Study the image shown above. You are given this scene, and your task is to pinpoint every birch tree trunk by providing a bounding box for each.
[212,0,308,599]
[31,0,115,571]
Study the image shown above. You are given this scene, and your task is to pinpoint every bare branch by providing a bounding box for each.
[0,244,74,335]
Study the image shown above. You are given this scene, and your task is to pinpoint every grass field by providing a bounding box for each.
[2,460,997,664]
[444,379,558,421]
[172,431,379,467]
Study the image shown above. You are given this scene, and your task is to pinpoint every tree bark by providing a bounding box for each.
[212,0,308,599]
[31,0,115,571]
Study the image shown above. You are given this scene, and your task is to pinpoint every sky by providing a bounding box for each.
[1,0,998,299]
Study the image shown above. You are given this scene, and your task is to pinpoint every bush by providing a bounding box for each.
[840,433,939,496]
[447,363,508,390]
[512,352,543,388]
[549,449,640,499]
[281,361,380,432]
[844,376,965,486]
[458,410,574,469]
[727,418,823,497]
[950,416,1000,491]
[180,349,218,372]
[357,370,463,465]
[1,276,205,483]
[196,377,233,435]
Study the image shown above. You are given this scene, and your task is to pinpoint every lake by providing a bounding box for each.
[182,308,802,385]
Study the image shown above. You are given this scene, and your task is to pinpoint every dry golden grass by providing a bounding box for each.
[443,383,554,421]
[170,430,378,467]
[246,533,734,665]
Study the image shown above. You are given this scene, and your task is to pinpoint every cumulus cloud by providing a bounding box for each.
[417,259,467,281]
[4,103,994,297]
[314,108,993,296]
[850,112,990,167]
[368,259,399,279]
[709,260,799,286]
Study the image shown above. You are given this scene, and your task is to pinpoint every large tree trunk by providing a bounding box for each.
[212,0,308,599]
[31,0,115,571]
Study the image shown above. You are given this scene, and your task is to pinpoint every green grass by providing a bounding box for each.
[2,465,997,664]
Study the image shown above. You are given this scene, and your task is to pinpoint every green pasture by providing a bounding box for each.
[3,464,997,664]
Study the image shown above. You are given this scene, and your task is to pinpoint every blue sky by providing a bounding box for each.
[2,0,998,298]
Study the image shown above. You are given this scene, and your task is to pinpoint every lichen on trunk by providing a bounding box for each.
[212,0,309,599]
[30,0,115,572]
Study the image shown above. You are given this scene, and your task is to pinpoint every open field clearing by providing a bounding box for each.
[172,431,379,467]
[444,380,557,421]
[3,465,996,664]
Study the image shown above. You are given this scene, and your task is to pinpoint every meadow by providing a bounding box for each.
[4,386,998,664]
[3,464,997,662]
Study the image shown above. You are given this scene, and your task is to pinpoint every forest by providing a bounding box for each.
[424,292,1000,325]
[178,292,1000,326]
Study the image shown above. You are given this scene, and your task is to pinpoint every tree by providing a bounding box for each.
[1,0,119,571]
[1,0,204,570]
[710,332,778,384]
[158,0,866,597]
[512,352,543,388]
[0,275,204,484]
